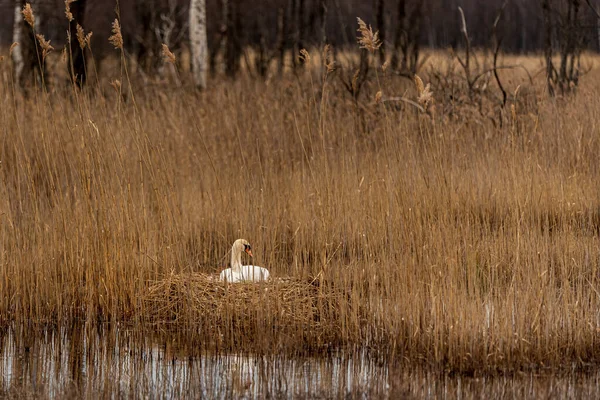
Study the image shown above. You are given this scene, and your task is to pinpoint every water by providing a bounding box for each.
[1,326,600,399]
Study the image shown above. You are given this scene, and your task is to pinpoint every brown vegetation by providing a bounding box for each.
[3,26,600,374]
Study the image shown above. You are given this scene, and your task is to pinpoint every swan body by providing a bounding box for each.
[219,264,270,283]
[219,239,270,283]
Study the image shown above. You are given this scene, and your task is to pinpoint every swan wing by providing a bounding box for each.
[220,268,241,283]
[240,265,270,282]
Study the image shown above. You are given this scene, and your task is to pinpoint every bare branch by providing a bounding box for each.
[458,6,468,36]
[585,0,600,19]
[456,7,472,94]
[377,96,425,112]
[492,0,508,107]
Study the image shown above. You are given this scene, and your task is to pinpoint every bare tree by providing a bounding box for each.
[542,0,555,95]
[189,0,208,89]
[11,0,26,85]
[209,0,229,74]
[253,10,273,77]
[583,0,600,50]
[391,0,406,71]
[319,0,328,46]
[391,0,423,75]
[375,0,385,63]
[67,0,87,88]
[290,0,306,69]
[277,4,286,74]
[12,0,45,89]
[543,0,584,95]
[298,0,306,51]
[226,0,242,77]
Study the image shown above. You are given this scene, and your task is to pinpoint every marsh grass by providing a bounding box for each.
[2,38,600,372]
[143,273,351,353]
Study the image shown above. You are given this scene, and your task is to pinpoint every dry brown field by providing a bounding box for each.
[2,35,600,376]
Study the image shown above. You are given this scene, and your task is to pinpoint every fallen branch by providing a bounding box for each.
[377,96,425,112]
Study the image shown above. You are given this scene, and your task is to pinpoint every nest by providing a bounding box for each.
[142,272,348,347]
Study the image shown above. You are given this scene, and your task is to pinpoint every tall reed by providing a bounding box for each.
[2,42,600,371]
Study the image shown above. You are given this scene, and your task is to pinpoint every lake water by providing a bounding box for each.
[1,325,600,399]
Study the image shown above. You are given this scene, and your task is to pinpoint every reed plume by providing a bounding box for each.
[64,0,74,21]
[161,44,176,65]
[36,34,54,61]
[22,3,34,28]
[108,19,123,50]
[356,17,381,53]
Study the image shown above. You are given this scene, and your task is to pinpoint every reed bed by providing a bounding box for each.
[2,42,600,372]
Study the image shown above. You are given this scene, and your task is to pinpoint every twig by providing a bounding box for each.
[585,0,600,19]
[492,1,508,107]
[472,65,534,87]
[456,7,472,94]
[377,96,425,112]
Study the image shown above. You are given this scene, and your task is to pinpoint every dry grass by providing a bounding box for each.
[143,273,351,352]
[2,39,600,372]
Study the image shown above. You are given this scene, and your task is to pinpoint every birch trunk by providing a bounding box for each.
[189,0,208,89]
[12,1,25,83]
[12,0,41,88]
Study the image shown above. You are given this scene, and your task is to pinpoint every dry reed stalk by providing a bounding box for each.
[161,44,176,65]
[22,3,34,28]
[299,49,311,65]
[108,19,123,50]
[64,0,74,21]
[356,17,381,53]
[414,74,433,109]
[35,34,54,62]
[76,24,92,49]
[2,47,600,371]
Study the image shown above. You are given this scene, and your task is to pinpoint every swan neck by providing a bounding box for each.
[231,245,243,272]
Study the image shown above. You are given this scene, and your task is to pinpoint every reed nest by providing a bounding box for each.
[143,272,355,349]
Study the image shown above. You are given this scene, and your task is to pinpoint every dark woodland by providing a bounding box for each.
[1,0,600,57]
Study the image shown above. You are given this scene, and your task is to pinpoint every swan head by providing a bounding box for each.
[233,238,253,258]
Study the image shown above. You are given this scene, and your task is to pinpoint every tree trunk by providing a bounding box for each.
[189,0,208,89]
[408,1,423,74]
[134,0,157,75]
[68,0,87,88]
[277,5,286,74]
[391,0,406,70]
[12,1,25,84]
[542,0,555,96]
[597,14,600,52]
[12,0,43,89]
[319,0,328,46]
[226,0,241,77]
[298,0,305,52]
[290,0,300,68]
[375,0,385,63]
[209,0,228,75]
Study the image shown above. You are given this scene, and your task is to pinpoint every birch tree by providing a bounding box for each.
[189,0,208,89]
[12,0,43,89]
[12,1,25,83]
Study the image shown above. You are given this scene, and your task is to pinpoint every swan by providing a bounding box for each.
[219,239,270,283]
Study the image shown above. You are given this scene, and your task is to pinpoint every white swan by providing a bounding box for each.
[219,239,270,283]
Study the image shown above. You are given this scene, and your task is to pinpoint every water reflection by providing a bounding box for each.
[1,325,600,399]
[0,326,389,398]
